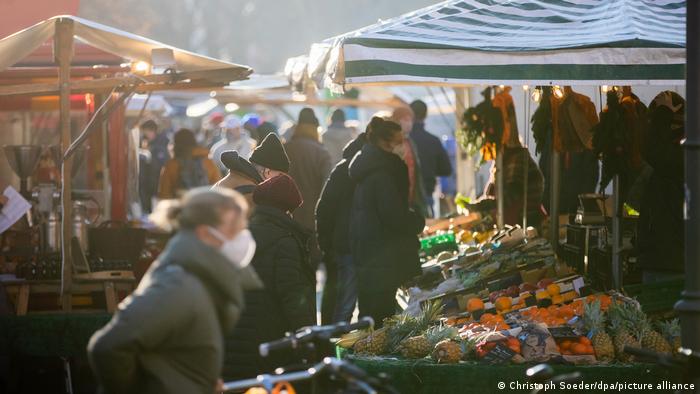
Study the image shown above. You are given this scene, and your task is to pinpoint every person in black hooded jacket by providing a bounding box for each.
[349,117,425,325]
[316,132,367,323]
[223,174,316,381]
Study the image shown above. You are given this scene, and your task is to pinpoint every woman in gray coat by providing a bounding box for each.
[88,187,262,394]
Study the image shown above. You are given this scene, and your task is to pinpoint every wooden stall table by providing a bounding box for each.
[1,276,136,315]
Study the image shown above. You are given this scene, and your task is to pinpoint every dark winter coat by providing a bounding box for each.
[284,126,333,231]
[88,230,262,394]
[638,106,685,273]
[224,206,316,380]
[348,144,425,290]
[316,134,365,256]
[410,121,452,195]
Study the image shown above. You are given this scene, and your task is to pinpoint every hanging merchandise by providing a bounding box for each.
[555,86,599,153]
[531,87,554,155]
[592,88,648,192]
[458,87,503,162]
[492,86,520,148]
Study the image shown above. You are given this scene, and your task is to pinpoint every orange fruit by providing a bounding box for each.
[480,313,496,323]
[579,336,592,346]
[571,343,587,355]
[467,298,485,313]
[560,340,572,351]
[495,297,512,312]
[552,295,564,305]
[506,337,520,347]
[585,345,594,355]
[546,283,561,297]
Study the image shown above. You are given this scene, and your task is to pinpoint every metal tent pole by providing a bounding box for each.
[55,18,74,312]
[675,0,700,357]
[496,152,505,229]
[611,175,622,290]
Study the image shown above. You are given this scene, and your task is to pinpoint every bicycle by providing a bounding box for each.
[223,317,399,394]
[624,346,700,394]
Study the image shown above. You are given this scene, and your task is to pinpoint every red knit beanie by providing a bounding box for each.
[253,174,303,212]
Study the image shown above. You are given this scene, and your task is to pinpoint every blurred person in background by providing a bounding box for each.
[284,107,333,322]
[349,117,425,325]
[210,115,257,174]
[242,113,261,141]
[391,106,429,218]
[256,121,278,143]
[316,131,367,323]
[89,187,262,394]
[321,108,354,166]
[409,100,452,217]
[225,174,315,381]
[140,119,170,211]
[158,129,220,199]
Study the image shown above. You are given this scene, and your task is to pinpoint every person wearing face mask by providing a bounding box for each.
[88,187,262,394]
[249,133,291,181]
[224,173,316,381]
[391,106,429,218]
[348,117,426,326]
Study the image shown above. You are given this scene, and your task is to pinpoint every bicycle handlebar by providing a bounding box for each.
[259,317,374,357]
[222,357,395,393]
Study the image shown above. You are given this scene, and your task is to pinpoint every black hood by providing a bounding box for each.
[349,143,403,182]
[342,132,367,160]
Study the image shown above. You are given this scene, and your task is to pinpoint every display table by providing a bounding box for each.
[347,356,682,394]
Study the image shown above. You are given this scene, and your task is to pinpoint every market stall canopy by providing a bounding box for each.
[292,0,685,92]
[0,15,253,96]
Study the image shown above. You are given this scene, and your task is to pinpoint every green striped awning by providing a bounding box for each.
[300,0,685,90]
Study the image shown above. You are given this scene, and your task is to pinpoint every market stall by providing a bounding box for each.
[287,0,693,390]
[0,15,252,314]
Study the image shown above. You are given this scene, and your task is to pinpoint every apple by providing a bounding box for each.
[507,285,520,297]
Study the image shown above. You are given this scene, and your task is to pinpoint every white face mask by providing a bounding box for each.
[208,228,256,268]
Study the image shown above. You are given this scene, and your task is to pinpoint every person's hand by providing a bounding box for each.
[0,195,8,209]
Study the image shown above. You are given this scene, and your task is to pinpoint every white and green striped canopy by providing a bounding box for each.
[300,0,685,91]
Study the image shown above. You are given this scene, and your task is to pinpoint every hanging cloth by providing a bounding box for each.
[555,87,598,153]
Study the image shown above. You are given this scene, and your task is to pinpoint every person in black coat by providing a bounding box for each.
[348,117,425,325]
[409,100,452,216]
[224,174,316,380]
[638,91,685,282]
[316,132,367,322]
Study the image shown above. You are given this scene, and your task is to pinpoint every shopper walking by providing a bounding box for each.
[316,132,367,322]
[284,108,333,321]
[322,108,355,166]
[349,117,425,325]
[88,187,262,394]
[158,128,220,199]
[391,106,429,218]
[224,174,316,380]
[409,100,452,216]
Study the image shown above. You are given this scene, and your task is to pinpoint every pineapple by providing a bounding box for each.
[432,339,463,364]
[386,301,444,354]
[583,300,614,362]
[607,302,643,362]
[400,326,458,359]
[641,319,672,354]
[658,319,682,352]
[366,328,390,355]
